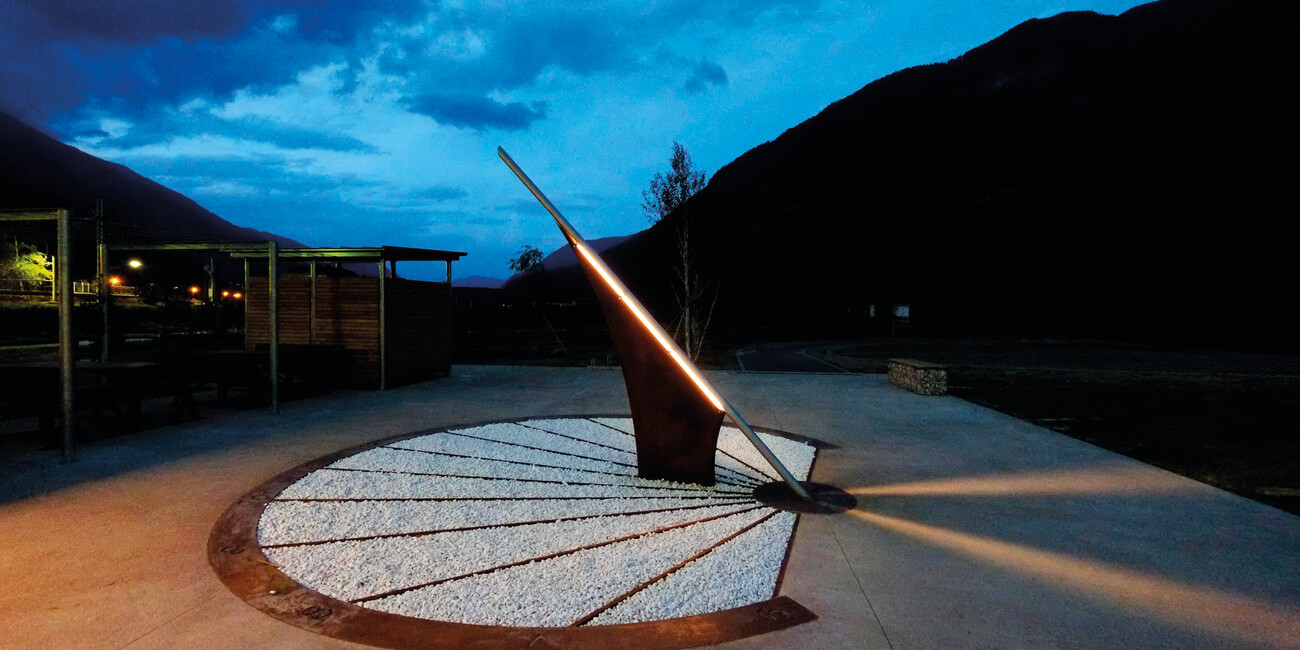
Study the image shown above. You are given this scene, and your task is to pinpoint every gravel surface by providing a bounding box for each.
[259,417,816,626]
[260,496,745,546]
[592,512,798,625]
[368,508,771,626]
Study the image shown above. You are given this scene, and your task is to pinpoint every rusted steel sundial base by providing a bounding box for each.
[209,417,822,650]
[570,232,724,487]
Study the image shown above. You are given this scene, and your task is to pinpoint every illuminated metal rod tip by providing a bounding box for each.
[497,146,810,500]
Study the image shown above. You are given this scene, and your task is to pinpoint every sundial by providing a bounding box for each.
[209,151,854,648]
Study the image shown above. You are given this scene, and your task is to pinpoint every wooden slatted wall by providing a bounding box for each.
[246,275,451,388]
[385,278,452,386]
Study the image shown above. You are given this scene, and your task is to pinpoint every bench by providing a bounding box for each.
[887,358,948,395]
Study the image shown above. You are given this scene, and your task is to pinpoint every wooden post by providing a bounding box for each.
[97,204,109,364]
[57,208,75,463]
[309,260,317,345]
[378,259,387,390]
[207,256,216,303]
[99,242,109,363]
[268,242,279,414]
[242,258,250,347]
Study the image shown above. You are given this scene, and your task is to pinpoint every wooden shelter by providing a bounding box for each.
[103,242,465,413]
[235,246,465,389]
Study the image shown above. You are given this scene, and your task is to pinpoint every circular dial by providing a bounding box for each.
[256,417,815,627]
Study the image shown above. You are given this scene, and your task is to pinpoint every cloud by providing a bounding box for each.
[0,0,426,125]
[2,0,822,128]
[407,94,548,131]
[17,0,426,45]
[414,186,469,202]
[20,0,250,44]
[375,1,819,107]
[1,0,875,280]
[190,179,265,198]
[683,59,729,95]
[85,114,375,154]
[227,122,376,153]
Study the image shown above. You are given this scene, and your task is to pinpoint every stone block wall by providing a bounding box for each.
[887,359,948,396]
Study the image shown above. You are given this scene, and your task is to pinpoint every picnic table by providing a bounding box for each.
[180,344,346,406]
[0,360,199,433]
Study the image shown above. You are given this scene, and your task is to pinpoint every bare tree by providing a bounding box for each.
[642,142,714,361]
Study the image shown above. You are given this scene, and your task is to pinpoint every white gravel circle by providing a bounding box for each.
[259,417,815,627]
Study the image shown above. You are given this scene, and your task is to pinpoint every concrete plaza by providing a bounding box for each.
[2,366,1297,649]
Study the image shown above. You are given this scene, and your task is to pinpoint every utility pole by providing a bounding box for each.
[97,200,109,362]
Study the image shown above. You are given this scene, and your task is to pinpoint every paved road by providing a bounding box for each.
[736,344,849,373]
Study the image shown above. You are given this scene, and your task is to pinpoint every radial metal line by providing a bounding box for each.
[273,494,755,503]
[582,418,768,485]
[511,421,639,456]
[442,430,640,469]
[261,502,746,549]
[571,509,780,626]
[715,447,781,483]
[384,445,640,479]
[383,445,759,489]
[350,505,764,604]
[320,467,752,493]
[499,147,811,500]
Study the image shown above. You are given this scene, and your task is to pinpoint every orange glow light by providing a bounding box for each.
[108,276,121,286]
[575,244,724,412]
[233,292,242,299]
[222,290,230,298]
[848,466,1197,498]
[846,509,1300,648]
[189,286,200,295]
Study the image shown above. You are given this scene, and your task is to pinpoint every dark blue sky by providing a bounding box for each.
[2,0,1148,280]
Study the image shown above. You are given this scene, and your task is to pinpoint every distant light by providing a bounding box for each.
[108,276,122,286]
[222,290,231,298]
[127,259,142,269]
[189,286,200,295]
[233,292,243,299]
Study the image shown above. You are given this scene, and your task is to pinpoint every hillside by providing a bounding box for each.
[454,275,506,289]
[571,0,1297,344]
[1,111,302,277]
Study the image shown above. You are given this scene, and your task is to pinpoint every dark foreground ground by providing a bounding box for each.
[7,365,1297,649]
[809,339,1300,516]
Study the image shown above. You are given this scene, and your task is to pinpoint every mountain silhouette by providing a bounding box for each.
[1,111,302,277]
[552,0,1297,345]
[454,275,506,289]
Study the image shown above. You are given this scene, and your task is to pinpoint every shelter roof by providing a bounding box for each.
[106,242,466,262]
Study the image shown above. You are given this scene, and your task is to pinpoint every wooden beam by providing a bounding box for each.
[0,209,61,221]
